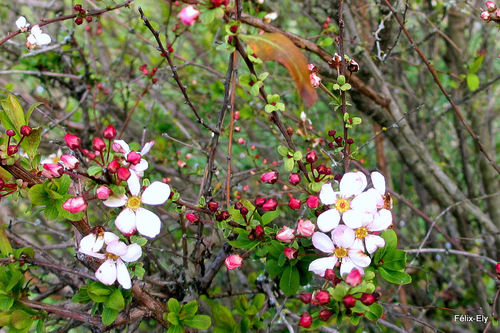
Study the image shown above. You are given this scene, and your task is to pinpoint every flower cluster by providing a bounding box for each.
[16,17,51,50]
[481,1,500,23]
[309,171,392,277]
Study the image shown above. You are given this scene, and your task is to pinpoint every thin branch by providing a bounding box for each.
[405,248,498,265]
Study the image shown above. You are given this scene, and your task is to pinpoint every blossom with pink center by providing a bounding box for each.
[103,181,171,238]
[225,254,243,270]
[308,225,371,277]
[179,5,200,26]
[317,171,374,231]
[310,72,321,87]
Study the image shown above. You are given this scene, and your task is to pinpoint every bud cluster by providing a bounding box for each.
[481,1,500,23]
[74,4,93,25]
[1,125,33,159]
[139,64,159,84]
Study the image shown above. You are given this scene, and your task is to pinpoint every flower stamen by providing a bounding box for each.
[334,247,348,258]
[355,227,368,239]
[127,196,142,210]
[335,198,350,213]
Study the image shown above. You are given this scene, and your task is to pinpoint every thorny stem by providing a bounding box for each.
[382,0,500,176]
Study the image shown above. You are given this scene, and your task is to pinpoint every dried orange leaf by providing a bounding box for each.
[241,33,317,108]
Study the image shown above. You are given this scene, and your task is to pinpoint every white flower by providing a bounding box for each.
[352,209,392,254]
[264,12,278,22]
[89,240,142,289]
[104,181,171,238]
[78,228,119,255]
[16,16,30,32]
[26,25,51,50]
[308,225,371,277]
[317,171,373,231]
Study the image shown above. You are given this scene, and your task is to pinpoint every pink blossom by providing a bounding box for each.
[276,226,295,243]
[288,197,301,210]
[225,254,243,270]
[262,198,278,211]
[65,133,82,150]
[481,11,491,21]
[62,196,87,214]
[260,171,279,184]
[42,163,63,178]
[345,269,362,287]
[289,173,301,185]
[179,5,200,26]
[297,219,315,236]
[310,72,321,87]
[306,195,320,209]
[60,155,79,169]
[103,125,117,139]
[486,1,497,11]
[96,186,112,200]
[284,248,297,259]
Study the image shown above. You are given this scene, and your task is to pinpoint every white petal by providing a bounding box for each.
[141,182,171,205]
[95,259,117,286]
[116,259,132,289]
[92,236,105,253]
[16,17,27,29]
[311,232,335,253]
[127,172,141,196]
[140,141,155,156]
[317,209,340,232]
[371,171,386,195]
[30,25,42,36]
[26,34,36,45]
[308,257,338,277]
[131,159,148,174]
[113,140,130,154]
[135,208,162,238]
[106,240,128,257]
[332,225,355,248]
[36,33,51,45]
[115,208,137,236]
[340,171,367,198]
[319,183,336,205]
[350,191,377,214]
[364,235,385,254]
[103,232,120,244]
[79,234,97,254]
[339,257,357,277]
[121,243,142,262]
[342,209,364,229]
[367,209,392,231]
[103,194,128,208]
[348,249,371,268]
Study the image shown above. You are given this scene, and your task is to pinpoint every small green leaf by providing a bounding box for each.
[104,288,125,310]
[378,267,412,284]
[283,158,294,172]
[101,307,119,325]
[261,210,279,225]
[211,303,237,329]
[337,75,346,85]
[168,312,180,325]
[167,324,185,333]
[466,73,479,91]
[265,258,285,277]
[279,265,300,296]
[183,314,212,329]
[180,300,198,319]
[200,9,216,24]
[87,165,103,177]
[11,309,33,330]
[318,37,334,47]
[277,145,289,157]
[168,298,181,314]
[0,293,14,311]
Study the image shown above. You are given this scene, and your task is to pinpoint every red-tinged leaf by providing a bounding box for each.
[240,33,317,108]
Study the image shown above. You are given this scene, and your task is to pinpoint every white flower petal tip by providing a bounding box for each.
[103,194,128,208]
[116,259,132,289]
[135,208,162,238]
[95,259,117,286]
[371,171,386,195]
[340,171,367,198]
[312,232,335,253]
[141,181,171,205]
[317,209,340,233]
[319,183,336,205]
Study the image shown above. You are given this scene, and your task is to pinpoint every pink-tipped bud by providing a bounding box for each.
[299,292,312,304]
[179,5,200,26]
[306,195,320,209]
[255,225,265,238]
[260,171,279,184]
[360,293,375,306]
[319,309,331,322]
[283,248,298,260]
[96,185,111,200]
[288,197,301,210]
[7,145,18,156]
[343,295,356,309]
[486,1,497,11]
[496,263,500,276]
[276,226,295,243]
[345,268,362,287]
[62,196,87,214]
[255,196,266,207]
[324,268,337,282]
[314,290,330,305]
[299,313,313,328]
[186,212,199,223]
[127,151,141,165]
[481,11,492,21]
[289,173,301,185]
[262,198,278,211]
[117,167,131,181]
[43,163,63,178]
[60,155,80,170]
[6,129,15,137]
[103,125,117,139]
[20,125,32,137]
[305,151,318,164]
[92,137,106,152]
[208,201,219,212]
[296,219,315,236]
[225,254,243,270]
[65,133,82,150]
[215,210,231,221]
[107,160,120,173]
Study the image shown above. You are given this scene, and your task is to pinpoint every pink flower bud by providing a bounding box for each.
[343,294,356,309]
[65,133,82,150]
[107,160,120,173]
[6,129,15,137]
[276,226,295,243]
[96,185,111,200]
[496,262,500,275]
[92,137,106,152]
[179,5,200,26]
[20,125,32,137]
[305,151,318,164]
[186,212,199,223]
[481,11,491,21]
[7,145,18,156]
[299,292,312,304]
[306,195,320,209]
[117,167,131,181]
[348,59,359,72]
[255,225,265,238]
[289,173,301,185]
[288,197,301,210]
[262,198,278,211]
[225,254,243,270]
[360,293,375,306]
[314,290,330,305]
[60,155,80,170]
[324,268,337,282]
[127,151,141,165]
[43,163,64,178]
[299,313,313,328]
[255,196,266,207]
[345,268,362,287]
[283,247,297,260]
[310,72,321,87]
[103,125,117,139]
[486,1,497,11]
[62,196,87,214]
[208,201,219,212]
[319,309,331,322]
[260,171,279,184]
[296,219,315,236]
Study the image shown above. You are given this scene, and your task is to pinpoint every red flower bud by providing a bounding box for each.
[216,210,230,221]
[345,269,362,287]
[127,151,142,165]
[319,309,331,322]
[240,207,249,216]
[255,196,266,207]
[260,171,279,184]
[6,129,15,137]
[255,225,264,238]
[117,167,131,181]
[92,137,106,152]
[20,125,32,137]
[262,198,278,211]
[234,202,243,210]
[324,268,337,282]
[186,213,199,223]
[75,17,83,25]
[289,173,301,185]
[360,293,375,306]
[96,185,111,200]
[7,145,18,156]
[86,16,92,23]
[65,133,82,150]
[305,151,318,164]
[62,196,87,214]
[306,195,320,209]
[74,4,82,12]
[299,312,313,328]
[315,290,330,305]
[343,295,356,309]
[299,292,312,304]
[107,160,120,173]
[225,254,243,270]
[103,125,117,139]
[208,201,219,212]
[328,129,336,137]
[496,262,500,276]
[288,197,301,210]
[283,248,297,260]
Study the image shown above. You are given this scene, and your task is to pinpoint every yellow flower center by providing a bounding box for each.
[334,247,348,258]
[355,227,368,239]
[107,253,119,260]
[335,198,350,213]
[127,196,142,210]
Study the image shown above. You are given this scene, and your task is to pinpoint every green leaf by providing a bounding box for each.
[167,324,185,333]
[28,185,50,206]
[265,258,285,277]
[180,300,198,319]
[264,104,275,113]
[283,157,294,172]
[252,293,265,310]
[382,249,407,271]
[292,150,302,161]
[200,9,216,24]
[11,309,33,330]
[279,265,300,296]
[261,210,279,225]
[318,37,333,47]
[6,270,23,292]
[0,226,13,257]
[104,288,125,310]
[168,298,181,314]
[87,165,103,177]
[468,55,484,74]
[211,303,237,329]
[378,267,412,285]
[337,75,346,85]
[168,312,180,325]
[277,145,289,156]
[1,95,26,132]
[183,314,212,329]
[21,126,42,160]
[101,307,119,325]
[25,102,43,124]
[45,188,63,200]
[0,293,14,311]
[466,73,479,91]
[331,284,348,302]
